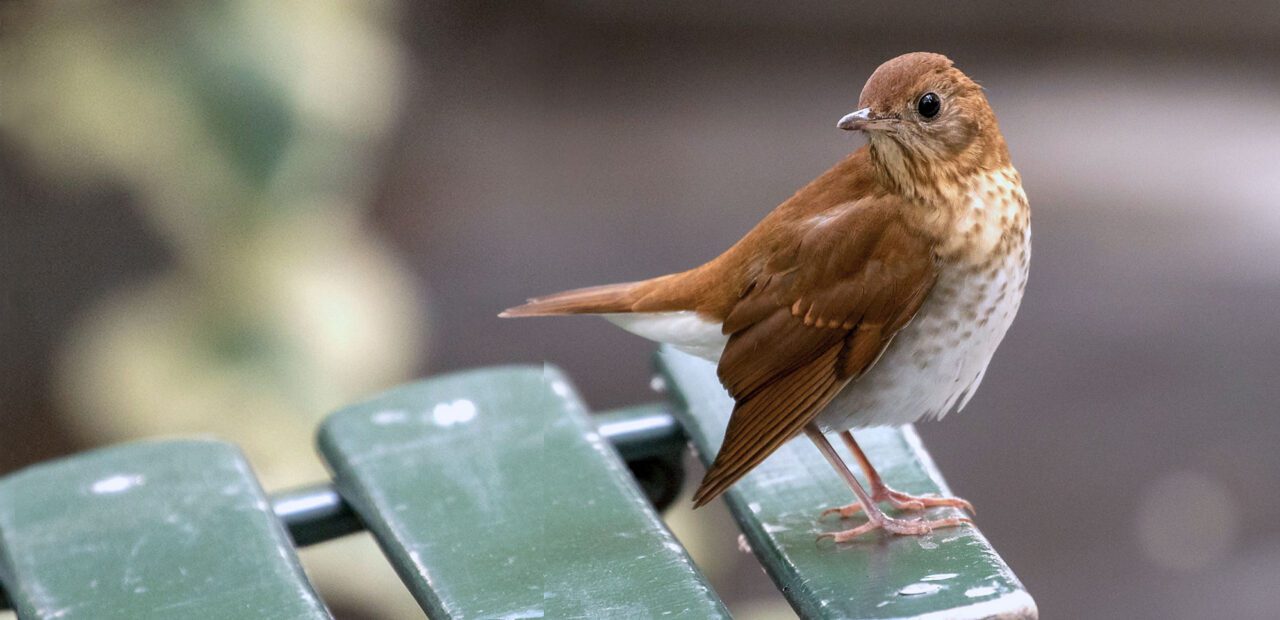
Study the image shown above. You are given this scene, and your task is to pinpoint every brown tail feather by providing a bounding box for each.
[499,281,644,318]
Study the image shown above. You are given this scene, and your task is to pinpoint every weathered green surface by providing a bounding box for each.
[594,404,688,511]
[0,440,330,620]
[317,365,729,619]
[658,347,1037,620]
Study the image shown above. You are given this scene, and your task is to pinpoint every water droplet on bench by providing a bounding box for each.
[91,474,145,495]
[920,573,958,582]
[897,583,942,596]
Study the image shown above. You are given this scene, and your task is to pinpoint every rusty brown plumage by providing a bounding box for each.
[505,146,945,506]
[504,52,1026,527]
[691,197,939,506]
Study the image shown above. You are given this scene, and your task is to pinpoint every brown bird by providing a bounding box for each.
[502,52,1029,541]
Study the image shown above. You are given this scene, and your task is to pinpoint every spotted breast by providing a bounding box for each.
[816,166,1030,430]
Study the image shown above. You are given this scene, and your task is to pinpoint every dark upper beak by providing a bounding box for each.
[837,107,893,132]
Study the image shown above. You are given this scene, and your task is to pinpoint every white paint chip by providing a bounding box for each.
[495,609,544,619]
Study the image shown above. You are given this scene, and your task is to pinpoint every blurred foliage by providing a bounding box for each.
[1,1,404,260]
[1,1,428,616]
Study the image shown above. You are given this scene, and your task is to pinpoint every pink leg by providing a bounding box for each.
[821,430,975,520]
[805,425,970,543]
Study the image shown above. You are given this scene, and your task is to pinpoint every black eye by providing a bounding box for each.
[917,92,941,119]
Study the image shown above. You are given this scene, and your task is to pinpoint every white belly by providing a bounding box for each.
[818,169,1031,429]
[818,244,1027,430]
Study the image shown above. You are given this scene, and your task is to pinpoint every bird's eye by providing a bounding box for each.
[917,92,941,119]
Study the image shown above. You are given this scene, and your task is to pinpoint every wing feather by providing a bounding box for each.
[692,197,938,507]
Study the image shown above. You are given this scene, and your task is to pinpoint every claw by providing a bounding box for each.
[820,504,861,521]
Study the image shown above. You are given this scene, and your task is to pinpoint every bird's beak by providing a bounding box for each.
[837,107,893,132]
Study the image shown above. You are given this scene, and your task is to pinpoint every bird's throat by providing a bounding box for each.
[868,132,1009,209]
[868,138,954,204]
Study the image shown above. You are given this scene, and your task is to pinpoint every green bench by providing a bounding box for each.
[0,348,1036,619]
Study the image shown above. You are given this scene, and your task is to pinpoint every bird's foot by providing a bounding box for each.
[821,486,974,520]
[818,513,972,544]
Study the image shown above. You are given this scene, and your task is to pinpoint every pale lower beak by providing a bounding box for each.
[837,107,893,132]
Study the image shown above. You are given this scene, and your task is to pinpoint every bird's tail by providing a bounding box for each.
[500,281,649,318]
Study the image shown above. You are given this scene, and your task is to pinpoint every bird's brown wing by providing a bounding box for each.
[691,198,939,507]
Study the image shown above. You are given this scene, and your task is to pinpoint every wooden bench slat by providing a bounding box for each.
[0,440,330,620]
[658,347,1037,620]
[317,365,729,619]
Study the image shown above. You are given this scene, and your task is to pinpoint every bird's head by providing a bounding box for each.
[839,52,1008,196]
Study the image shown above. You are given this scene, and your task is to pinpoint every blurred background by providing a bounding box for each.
[3,2,1279,618]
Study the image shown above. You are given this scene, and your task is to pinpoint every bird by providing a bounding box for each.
[501,52,1029,542]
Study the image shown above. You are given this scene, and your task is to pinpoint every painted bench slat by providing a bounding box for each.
[0,440,330,620]
[658,347,1037,620]
[316,365,730,619]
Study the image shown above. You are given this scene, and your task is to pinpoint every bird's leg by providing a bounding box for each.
[821,430,974,520]
[805,425,970,542]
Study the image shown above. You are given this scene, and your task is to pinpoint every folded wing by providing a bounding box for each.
[692,197,938,507]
